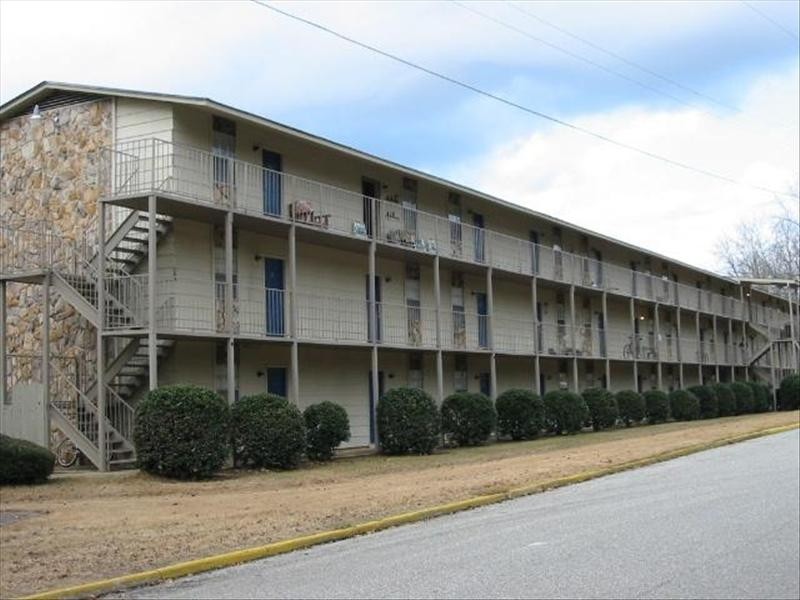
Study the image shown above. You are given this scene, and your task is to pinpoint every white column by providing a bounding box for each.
[728,318,734,381]
[677,307,684,388]
[770,344,777,410]
[712,314,719,383]
[42,273,51,446]
[531,277,540,394]
[602,291,610,390]
[570,285,578,392]
[225,211,235,406]
[654,304,662,390]
[434,255,443,404]
[97,201,107,471]
[368,219,379,443]
[788,289,797,371]
[486,267,496,399]
[629,298,638,391]
[696,311,703,385]
[147,195,157,390]
[0,280,6,404]
[289,223,299,405]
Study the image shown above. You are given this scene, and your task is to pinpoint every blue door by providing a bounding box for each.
[262,150,282,216]
[479,373,490,397]
[473,213,485,263]
[476,292,488,349]
[267,367,287,397]
[265,259,285,336]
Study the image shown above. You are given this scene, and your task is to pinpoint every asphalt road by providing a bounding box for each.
[129,430,800,599]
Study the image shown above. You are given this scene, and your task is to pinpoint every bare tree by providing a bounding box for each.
[715,183,800,283]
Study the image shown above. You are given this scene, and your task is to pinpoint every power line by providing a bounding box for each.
[249,0,799,200]
[505,1,742,116]
[740,0,800,42]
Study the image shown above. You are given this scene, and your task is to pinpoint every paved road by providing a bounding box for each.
[130,430,800,599]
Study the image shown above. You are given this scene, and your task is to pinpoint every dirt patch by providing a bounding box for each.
[1,411,797,598]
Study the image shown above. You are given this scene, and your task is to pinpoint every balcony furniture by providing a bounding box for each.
[352,221,368,237]
[387,228,417,247]
[289,201,331,229]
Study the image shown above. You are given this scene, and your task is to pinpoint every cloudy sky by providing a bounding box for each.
[1,0,798,272]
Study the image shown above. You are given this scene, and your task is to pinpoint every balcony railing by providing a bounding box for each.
[100,138,760,320]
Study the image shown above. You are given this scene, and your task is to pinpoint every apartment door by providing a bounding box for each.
[478,373,491,396]
[264,258,285,336]
[529,231,540,275]
[212,117,236,204]
[596,311,606,358]
[361,178,379,237]
[476,292,488,349]
[262,150,282,217]
[368,370,385,445]
[266,367,287,398]
[366,275,382,343]
[473,213,485,263]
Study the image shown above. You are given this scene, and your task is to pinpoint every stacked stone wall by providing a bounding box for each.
[1,99,112,382]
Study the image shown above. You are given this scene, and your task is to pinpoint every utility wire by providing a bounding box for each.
[740,0,800,42]
[250,0,798,200]
[505,1,742,115]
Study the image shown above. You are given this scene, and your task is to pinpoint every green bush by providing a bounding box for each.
[232,394,306,469]
[730,382,754,414]
[0,435,55,485]
[134,385,230,480]
[688,385,718,419]
[747,381,771,413]
[643,390,670,424]
[779,374,800,410]
[495,389,544,441]
[303,401,350,461]
[713,383,737,417]
[441,392,496,446]
[543,390,589,434]
[669,390,700,421]
[582,388,618,431]
[377,387,440,455]
[615,390,645,426]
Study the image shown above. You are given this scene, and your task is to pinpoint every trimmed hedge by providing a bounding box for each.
[134,385,230,480]
[713,383,737,417]
[303,401,351,461]
[495,389,544,441]
[643,390,670,424]
[688,385,718,419]
[543,390,589,434]
[441,392,496,446]
[779,374,800,410]
[377,387,440,455]
[0,434,55,485]
[669,390,700,421]
[582,388,618,431]
[747,381,771,413]
[615,390,645,426]
[232,394,306,470]
[730,382,754,414]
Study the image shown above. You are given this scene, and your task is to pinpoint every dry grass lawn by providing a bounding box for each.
[1,411,798,598]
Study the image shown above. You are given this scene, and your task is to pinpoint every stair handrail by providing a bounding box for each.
[104,384,136,445]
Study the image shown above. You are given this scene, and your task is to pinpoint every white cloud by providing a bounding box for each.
[445,66,800,273]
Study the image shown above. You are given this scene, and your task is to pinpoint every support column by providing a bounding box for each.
[788,289,797,370]
[654,303,662,390]
[712,314,719,383]
[0,280,6,404]
[629,297,638,392]
[42,272,50,446]
[531,277,540,394]
[602,291,610,390]
[368,224,379,444]
[225,211,235,406]
[97,201,107,471]
[569,285,578,392]
[147,195,157,390]
[728,319,734,381]
[288,223,299,405]
[676,307,684,388]
[486,267,496,400]
[696,311,703,385]
[769,344,777,411]
[434,255,443,404]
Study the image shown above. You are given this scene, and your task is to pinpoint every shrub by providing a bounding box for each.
[543,390,589,434]
[615,390,645,426]
[669,390,700,421]
[747,381,771,413]
[713,383,737,417]
[730,382,754,414]
[495,389,544,441]
[779,374,800,410]
[377,387,440,455]
[582,388,618,431]
[643,390,670,424]
[0,435,55,485]
[134,385,230,480]
[688,385,718,419]
[441,392,496,446]
[232,394,306,469]
[303,401,350,461]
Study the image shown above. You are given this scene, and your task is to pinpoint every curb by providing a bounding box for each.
[20,422,799,600]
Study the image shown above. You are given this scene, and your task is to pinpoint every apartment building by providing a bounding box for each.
[1,82,798,470]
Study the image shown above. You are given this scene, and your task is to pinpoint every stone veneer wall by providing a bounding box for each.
[1,99,112,385]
